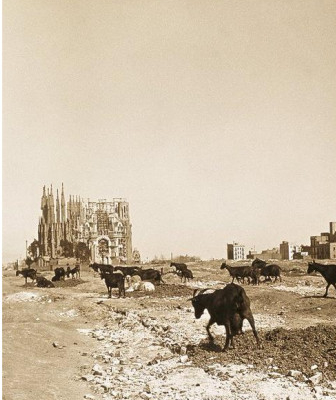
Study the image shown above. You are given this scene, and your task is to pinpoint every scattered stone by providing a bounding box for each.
[313,386,323,396]
[288,370,302,378]
[180,355,189,363]
[311,365,318,370]
[309,372,323,385]
[101,381,112,392]
[92,364,105,376]
[84,395,95,399]
[82,375,95,382]
[140,392,152,399]
[52,341,64,349]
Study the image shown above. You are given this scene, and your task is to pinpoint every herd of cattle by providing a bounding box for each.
[14,259,335,351]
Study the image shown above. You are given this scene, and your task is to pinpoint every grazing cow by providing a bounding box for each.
[307,260,336,297]
[180,268,194,283]
[114,266,141,277]
[252,259,282,283]
[89,263,114,275]
[170,262,188,274]
[36,275,55,288]
[75,262,81,278]
[247,267,261,285]
[100,271,125,298]
[69,266,80,279]
[189,283,261,351]
[131,268,164,285]
[16,269,37,285]
[52,267,66,282]
[220,262,252,284]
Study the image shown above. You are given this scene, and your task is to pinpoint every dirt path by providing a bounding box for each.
[3,264,336,400]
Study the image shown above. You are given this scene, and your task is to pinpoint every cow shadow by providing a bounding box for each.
[303,295,336,299]
[199,341,222,352]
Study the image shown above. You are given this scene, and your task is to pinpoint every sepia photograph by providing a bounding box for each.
[2,1,336,399]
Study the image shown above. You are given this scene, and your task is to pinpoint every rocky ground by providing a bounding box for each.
[2,260,336,400]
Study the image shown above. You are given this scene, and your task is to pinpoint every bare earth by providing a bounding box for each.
[2,260,336,400]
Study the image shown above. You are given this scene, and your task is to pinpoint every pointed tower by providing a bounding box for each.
[50,184,55,224]
[41,186,48,222]
[67,195,72,221]
[56,189,60,223]
[61,183,66,223]
[47,187,51,224]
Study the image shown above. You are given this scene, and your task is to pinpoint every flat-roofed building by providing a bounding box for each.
[227,242,245,260]
[310,222,336,260]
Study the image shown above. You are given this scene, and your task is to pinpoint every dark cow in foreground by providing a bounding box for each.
[252,258,282,282]
[189,283,261,351]
[16,269,37,284]
[36,275,55,288]
[52,267,66,282]
[131,268,164,285]
[307,260,336,297]
[170,262,188,274]
[100,271,125,298]
[220,262,252,284]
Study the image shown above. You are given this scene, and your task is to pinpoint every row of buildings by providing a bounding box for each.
[32,184,139,266]
[227,221,336,261]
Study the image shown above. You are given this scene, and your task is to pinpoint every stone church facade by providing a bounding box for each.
[37,184,133,264]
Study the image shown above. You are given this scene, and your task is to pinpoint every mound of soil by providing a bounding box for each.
[52,278,86,288]
[188,324,336,382]
[149,283,194,298]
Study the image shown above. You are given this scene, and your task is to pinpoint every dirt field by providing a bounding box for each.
[2,260,336,400]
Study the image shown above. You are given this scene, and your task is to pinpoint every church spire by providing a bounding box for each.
[61,183,66,223]
[41,185,48,222]
[56,188,60,223]
[50,184,55,224]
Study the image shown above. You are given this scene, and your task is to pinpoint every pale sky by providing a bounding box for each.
[3,0,336,263]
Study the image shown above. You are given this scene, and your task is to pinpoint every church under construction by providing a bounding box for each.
[37,184,134,264]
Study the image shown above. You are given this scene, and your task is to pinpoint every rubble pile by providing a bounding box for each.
[79,309,336,400]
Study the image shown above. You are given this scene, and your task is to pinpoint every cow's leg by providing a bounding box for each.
[244,312,261,349]
[206,318,215,342]
[223,322,232,351]
[323,283,331,298]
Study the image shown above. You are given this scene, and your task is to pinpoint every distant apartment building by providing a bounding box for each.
[227,242,245,260]
[310,222,336,260]
[279,241,302,260]
[246,248,281,261]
